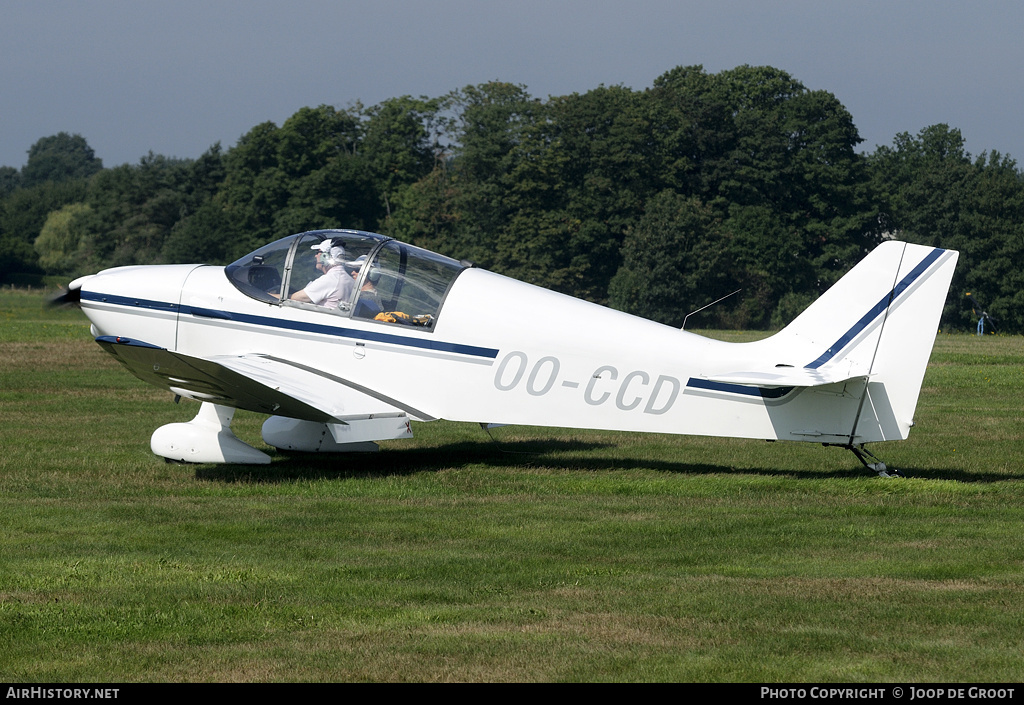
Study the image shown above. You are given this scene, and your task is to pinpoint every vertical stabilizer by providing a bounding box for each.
[766,241,958,442]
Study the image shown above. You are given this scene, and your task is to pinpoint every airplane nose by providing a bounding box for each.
[78,264,203,349]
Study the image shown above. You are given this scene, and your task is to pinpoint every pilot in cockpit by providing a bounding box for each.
[289,240,353,308]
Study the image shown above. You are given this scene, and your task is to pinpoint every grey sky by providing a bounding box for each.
[3,0,1022,169]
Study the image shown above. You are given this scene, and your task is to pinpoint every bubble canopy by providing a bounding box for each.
[224,229,470,329]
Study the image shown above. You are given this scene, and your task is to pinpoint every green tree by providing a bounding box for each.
[507,85,656,301]
[445,82,541,267]
[20,133,103,188]
[161,199,242,265]
[868,125,1024,331]
[73,153,195,269]
[361,95,443,229]
[219,106,377,258]
[608,191,728,327]
[399,83,657,303]
[867,125,974,247]
[720,204,810,328]
[0,166,20,197]
[642,65,880,325]
[646,65,736,198]
[0,178,88,281]
[33,203,92,274]
[391,83,541,275]
[185,143,227,207]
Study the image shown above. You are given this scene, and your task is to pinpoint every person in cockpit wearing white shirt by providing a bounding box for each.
[289,240,353,308]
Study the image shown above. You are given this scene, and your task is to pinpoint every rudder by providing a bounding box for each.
[853,243,958,441]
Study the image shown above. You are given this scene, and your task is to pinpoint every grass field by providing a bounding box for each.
[2,287,1023,682]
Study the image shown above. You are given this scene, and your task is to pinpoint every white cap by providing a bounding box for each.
[312,240,345,266]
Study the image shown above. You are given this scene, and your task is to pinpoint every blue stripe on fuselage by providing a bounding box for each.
[81,291,498,359]
[80,290,179,313]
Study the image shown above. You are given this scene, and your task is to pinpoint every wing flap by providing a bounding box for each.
[210,353,402,419]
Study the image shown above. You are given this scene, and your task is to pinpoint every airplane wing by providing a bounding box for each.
[96,336,437,423]
[215,353,437,421]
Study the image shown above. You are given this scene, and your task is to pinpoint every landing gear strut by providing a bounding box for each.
[823,443,901,477]
[846,444,902,478]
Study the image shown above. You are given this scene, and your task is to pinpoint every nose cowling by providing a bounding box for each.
[77,264,203,350]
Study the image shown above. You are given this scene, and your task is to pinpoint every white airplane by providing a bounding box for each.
[62,229,958,475]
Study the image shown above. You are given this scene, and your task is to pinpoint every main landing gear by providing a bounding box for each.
[152,402,271,464]
[845,444,902,478]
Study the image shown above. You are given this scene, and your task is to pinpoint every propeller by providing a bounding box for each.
[47,285,82,308]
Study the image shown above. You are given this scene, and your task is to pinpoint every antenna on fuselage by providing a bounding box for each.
[681,289,742,332]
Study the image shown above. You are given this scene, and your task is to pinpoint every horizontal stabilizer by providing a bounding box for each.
[703,364,868,389]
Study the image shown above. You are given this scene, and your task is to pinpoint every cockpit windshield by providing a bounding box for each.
[225,230,386,306]
[224,229,469,330]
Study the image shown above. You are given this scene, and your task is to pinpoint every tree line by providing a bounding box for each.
[3,65,1022,332]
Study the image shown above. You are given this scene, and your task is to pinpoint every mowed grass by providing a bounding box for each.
[2,288,1024,682]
